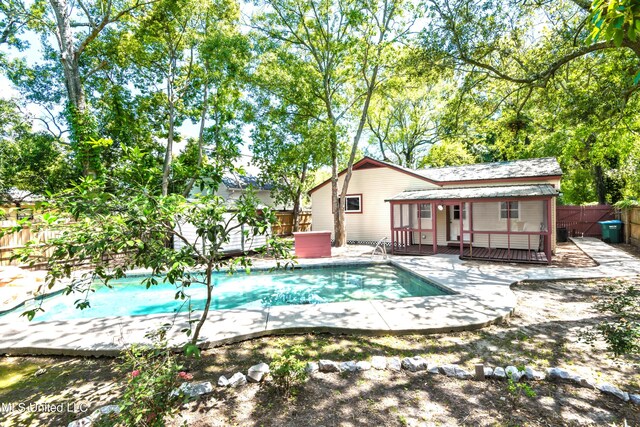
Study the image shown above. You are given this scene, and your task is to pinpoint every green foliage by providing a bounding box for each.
[269,345,308,396]
[581,281,640,357]
[418,141,477,168]
[506,376,537,400]
[589,0,640,49]
[103,329,185,427]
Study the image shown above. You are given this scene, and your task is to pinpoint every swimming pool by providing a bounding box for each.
[10,264,451,322]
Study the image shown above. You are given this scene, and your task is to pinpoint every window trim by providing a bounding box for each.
[419,203,432,219]
[499,201,520,220]
[344,194,363,214]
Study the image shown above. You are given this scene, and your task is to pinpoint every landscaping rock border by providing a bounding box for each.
[68,357,639,427]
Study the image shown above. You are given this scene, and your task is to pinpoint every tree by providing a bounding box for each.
[418,140,476,168]
[0,98,72,199]
[9,147,293,348]
[253,0,415,246]
[35,0,158,175]
[416,0,640,204]
[367,77,450,168]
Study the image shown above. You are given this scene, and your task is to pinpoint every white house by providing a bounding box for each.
[309,157,563,263]
[174,173,284,254]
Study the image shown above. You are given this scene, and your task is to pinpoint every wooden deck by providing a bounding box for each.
[393,244,549,264]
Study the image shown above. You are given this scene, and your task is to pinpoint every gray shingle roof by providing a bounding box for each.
[386,184,559,202]
[416,157,562,182]
[222,174,273,191]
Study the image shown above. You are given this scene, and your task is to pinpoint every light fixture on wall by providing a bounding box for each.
[437,205,444,211]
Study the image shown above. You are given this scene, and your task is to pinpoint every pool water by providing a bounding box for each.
[16,264,450,322]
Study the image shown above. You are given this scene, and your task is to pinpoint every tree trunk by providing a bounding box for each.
[594,164,607,205]
[50,0,94,175]
[191,262,214,345]
[162,77,175,196]
[183,85,209,197]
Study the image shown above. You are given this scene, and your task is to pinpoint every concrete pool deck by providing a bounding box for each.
[0,237,639,356]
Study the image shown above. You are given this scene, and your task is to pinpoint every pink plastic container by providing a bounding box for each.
[293,231,332,258]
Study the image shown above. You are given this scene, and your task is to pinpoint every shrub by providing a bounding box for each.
[103,329,186,427]
[270,345,308,397]
[581,281,640,357]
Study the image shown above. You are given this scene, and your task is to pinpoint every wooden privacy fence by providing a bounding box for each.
[622,207,640,246]
[272,211,312,236]
[556,205,615,238]
[0,226,62,267]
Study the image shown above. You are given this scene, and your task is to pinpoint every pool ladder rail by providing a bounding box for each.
[371,237,389,260]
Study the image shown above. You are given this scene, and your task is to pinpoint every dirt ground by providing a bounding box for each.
[1,273,639,426]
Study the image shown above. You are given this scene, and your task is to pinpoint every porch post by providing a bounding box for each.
[459,202,464,258]
[418,202,422,255]
[390,202,395,255]
[507,200,511,260]
[546,197,552,263]
[432,202,437,254]
[469,202,473,257]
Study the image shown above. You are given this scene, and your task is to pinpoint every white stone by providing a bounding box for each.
[371,356,386,370]
[247,362,270,383]
[387,357,402,372]
[523,366,545,381]
[319,359,341,373]
[597,383,629,402]
[483,367,494,378]
[546,367,579,381]
[505,366,523,382]
[402,356,427,372]
[493,367,506,380]
[218,375,229,387]
[439,364,457,377]
[575,377,596,389]
[68,417,93,427]
[305,362,319,373]
[427,364,439,374]
[439,364,472,379]
[228,372,247,388]
[89,405,120,420]
[356,361,371,371]
[340,361,357,372]
[172,381,213,398]
[630,394,640,405]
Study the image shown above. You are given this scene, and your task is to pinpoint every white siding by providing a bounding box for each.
[174,213,268,254]
[175,184,278,254]
[310,168,437,242]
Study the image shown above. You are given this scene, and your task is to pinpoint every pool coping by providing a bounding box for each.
[1,238,639,356]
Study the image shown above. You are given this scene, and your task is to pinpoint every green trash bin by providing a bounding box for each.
[598,220,623,243]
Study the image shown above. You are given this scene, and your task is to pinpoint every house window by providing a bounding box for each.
[500,201,519,219]
[419,203,431,219]
[344,194,362,213]
[452,204,466,220]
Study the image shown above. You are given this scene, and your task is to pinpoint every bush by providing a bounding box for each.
[269,345,308,397]
[581,281,640,357]
[100,329,186,427]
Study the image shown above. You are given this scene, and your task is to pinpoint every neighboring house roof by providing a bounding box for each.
[0,189,44,205]
[386,184,559,202]
[222,173,273,191]
[308,156,563,194]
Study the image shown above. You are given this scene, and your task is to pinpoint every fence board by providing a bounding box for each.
[626,207,640,246]
[272,211,311,236]
[556,205,615,238]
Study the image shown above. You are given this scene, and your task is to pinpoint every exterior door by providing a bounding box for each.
[448,203,470,242]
